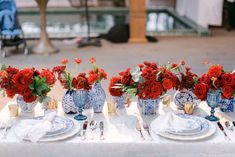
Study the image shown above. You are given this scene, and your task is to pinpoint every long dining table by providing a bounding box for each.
[0,100,235,157]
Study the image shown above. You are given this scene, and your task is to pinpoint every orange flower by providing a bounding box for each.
[74,58,82,64]
[208,65,223,78]
[61,58,68,65]
[0,71,7,78]
[89,57,96,64]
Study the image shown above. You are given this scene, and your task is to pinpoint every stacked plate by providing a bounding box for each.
[150,114,216,141]
[15,116,79,142]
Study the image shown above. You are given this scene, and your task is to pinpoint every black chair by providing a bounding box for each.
[0,0,28,57]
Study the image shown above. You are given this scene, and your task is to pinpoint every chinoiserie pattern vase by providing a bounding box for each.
[89,82,106,113]
[138,98,160,115]
[173,89,199,110]
[16,95,37,113]
[62,90,78,114]
[219,98,235,112]
[113,95,125,109]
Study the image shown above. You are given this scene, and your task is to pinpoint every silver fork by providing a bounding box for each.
[143,122,153,140]
[136,122,145,140]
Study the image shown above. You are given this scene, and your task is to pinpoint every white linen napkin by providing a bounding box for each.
[151,111,196,134]
[14,111,56,142]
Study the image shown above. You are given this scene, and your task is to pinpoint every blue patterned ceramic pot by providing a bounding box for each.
[205,90,221,121]
[17,95,37,113]
[61,90,78,114]
[89,82,106,113]
[220,98,235,112]
[138,98,160,115]
[174,89,199,110]
[113,95,125,109]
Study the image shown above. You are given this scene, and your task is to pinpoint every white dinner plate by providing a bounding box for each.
[150,120,216,141]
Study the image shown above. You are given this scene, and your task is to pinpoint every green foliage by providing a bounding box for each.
[0,64,7,71]
[29,76,51,102]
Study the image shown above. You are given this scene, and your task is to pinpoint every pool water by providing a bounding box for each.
[18,7,209,39]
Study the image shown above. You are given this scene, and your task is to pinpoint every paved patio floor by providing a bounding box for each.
[0,28,235,110]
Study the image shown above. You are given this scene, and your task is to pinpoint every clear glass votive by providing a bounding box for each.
[162,94,171,107]
[8,104,19,117]
[184,102,194,115]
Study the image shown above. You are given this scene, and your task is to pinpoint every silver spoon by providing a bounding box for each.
[99,121,104,140]
[90,120,97,140]
[136,122,145,140]
[225,121,234,131]
[143,122,153,140]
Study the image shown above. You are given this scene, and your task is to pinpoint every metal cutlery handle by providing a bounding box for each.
[139,130,145,140]
[82,130,86,140]
[217,122,231,141]
[100,130,104,140]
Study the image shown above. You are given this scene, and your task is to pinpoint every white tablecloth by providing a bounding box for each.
[0,101,235,157]
[176,0,224,28]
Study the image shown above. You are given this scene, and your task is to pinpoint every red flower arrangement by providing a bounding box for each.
[110,61,179,100]
[194,65,235,100]
[0,65,56,103]
[53,58,91,91]
[88,57,107,85]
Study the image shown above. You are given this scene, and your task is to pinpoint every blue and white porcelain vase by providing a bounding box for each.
[173,89,199,110]
[89,82,106,113]
[62,90,78,114]
[138,98,160,115]
[219,98,235,112]
[17,95,37,113]
[113,95,125,109]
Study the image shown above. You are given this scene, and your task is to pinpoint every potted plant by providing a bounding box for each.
[88,57,108,113]
[0,65,56,114]
[53,58,91,114]
[194,65,234,121]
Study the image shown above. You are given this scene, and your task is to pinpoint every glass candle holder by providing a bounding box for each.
[8,104,19,117]
[184,102,194,115]
[162,94,171,107]
[107,101,117,116]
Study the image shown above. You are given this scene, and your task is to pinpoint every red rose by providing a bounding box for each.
[5,89,16,98]
[222,73,235,86]
[99,68,107,80]
[171,63,178,68]
[73,73,91,90]
[74,58,82,64]
[88,70,99,85]
[89,57,96,64]
[163,78,173,90]
[208,65,223,78]
[23,94,37,103]
[179,60,185,65]
[61,58,68,64]
[119,68,132,85]
[194,83,208,100]
[52,66,66,74]
[138,81,163,99]
[200,74,210,85]
[141,67,156,81]
[109,76,123,97]
[40,69,56,85]
[222,85,233,99]
[13,68,34,91]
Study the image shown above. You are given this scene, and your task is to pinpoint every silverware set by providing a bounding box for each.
[80,120,105,140]
[136,121,153,140]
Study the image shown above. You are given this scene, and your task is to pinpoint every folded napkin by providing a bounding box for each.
[14,111,56,142]
[151,111,197,134]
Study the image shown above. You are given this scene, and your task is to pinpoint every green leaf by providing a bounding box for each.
[1,64,7,71]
